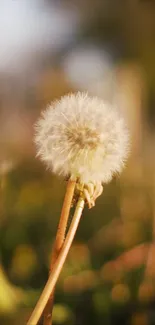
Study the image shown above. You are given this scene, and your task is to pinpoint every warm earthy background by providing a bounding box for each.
[1,1,155,324]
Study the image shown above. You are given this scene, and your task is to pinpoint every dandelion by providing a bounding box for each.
[35,92,129,185]
[28,92,129,325]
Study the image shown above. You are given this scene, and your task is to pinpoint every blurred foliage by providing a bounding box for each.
[1,1,155,325]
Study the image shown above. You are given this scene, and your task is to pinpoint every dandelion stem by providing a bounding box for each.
[27,195,85,325]
[43,179,76,325]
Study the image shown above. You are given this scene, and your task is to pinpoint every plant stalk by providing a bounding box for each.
[43,179,76,325]
[27,195,85,325]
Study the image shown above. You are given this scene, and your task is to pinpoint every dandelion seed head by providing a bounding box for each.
[34,92,129,184]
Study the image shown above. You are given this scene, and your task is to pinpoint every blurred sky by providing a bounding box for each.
[0,0,80,74]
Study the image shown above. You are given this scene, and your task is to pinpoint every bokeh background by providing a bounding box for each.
[1,1,155,324]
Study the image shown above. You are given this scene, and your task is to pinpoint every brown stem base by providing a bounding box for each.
[43,179,76,325]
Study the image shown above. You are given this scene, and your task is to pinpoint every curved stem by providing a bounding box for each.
[27,196,85,325]
[43,179,76,325]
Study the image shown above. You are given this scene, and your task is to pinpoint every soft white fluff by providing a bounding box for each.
[35,92,129,184]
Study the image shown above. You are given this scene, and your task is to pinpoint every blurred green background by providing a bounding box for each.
[1,1,155,324]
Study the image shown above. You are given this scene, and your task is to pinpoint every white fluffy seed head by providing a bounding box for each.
[34,92,130,184]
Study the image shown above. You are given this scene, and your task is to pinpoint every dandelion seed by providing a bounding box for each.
[34,92,129,184]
